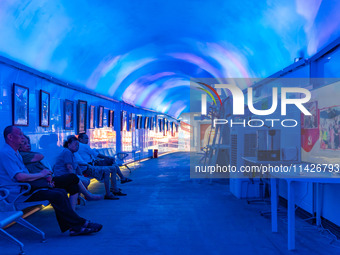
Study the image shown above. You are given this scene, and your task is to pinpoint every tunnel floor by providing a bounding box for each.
[1,152,339,255]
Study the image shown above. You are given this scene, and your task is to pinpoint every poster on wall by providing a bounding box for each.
[136,116,140,129]
[98,106,104,128]
[121,111,127,131]
[77,100,87,134]
[128,113,133,131]
[39,90,50,127]
[13,83,29,126]
[89,105,95,129]
[64,100,74,130]
[320,106,340,150]
[301,101,319,152]
[144,117,149,129]
[108,110,114,127]
[150,117,154,130]
[139,116,143,129]
[302,81,340,164]
[160,118,163,133]
[131,113,135,131]
[155,116,159,132]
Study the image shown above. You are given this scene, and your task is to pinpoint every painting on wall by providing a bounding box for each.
[136,116,141,129]
[108,110,114,127]
[77,100,87,134]
[89,105,95,129]
[144,117,149,129]
[128,113,133,131]
[64,100,74,130]
[121,111,127,131]
[131,113,135,131]
[13,83,29,126]
[320,105,340,150]
[98,106,104,128]
[39,90,50,127]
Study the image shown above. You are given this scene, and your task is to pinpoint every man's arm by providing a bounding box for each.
[30,153,44,163]
[15,169,52,182]
[97,153,113,160]
[65,164,75,174]
[20,151,44,164]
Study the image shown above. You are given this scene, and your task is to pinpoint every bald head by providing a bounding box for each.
[4,125,15,141]
[3,125,24,151]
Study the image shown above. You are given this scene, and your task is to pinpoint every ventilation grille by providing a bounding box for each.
[231,134,237,166]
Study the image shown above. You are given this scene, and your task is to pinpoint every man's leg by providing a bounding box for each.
[78,181,103,201]
[53,174,80,211]
[107,166,119,193]
[113,164,125,179]
[102,170,112,196]
[53,174,80,195]
[26,188,86,232]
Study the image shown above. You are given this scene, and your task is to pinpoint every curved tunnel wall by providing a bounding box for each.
[0,56,179,164]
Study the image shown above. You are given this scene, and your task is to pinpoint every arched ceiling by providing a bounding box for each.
[0,0,339,118]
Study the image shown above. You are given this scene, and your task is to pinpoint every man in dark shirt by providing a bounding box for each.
[0,125,102,236]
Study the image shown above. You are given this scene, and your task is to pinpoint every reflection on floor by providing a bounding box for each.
[1,152,340,255]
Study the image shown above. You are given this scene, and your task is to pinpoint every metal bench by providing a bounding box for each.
[0,185,48,255]
[96,148,133,173]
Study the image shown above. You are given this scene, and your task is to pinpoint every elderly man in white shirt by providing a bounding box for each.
[0,126,102,236]
[77,134,132,185]
[73,151,125,198]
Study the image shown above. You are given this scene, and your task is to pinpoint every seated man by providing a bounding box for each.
[0,126,102,236]
[77,133,132,185]
[74,151,124,199]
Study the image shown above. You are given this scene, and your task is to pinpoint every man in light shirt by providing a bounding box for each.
[0,126,102,236]
[77,133,132,186]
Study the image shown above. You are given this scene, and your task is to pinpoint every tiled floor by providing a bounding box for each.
[1,152,340,255]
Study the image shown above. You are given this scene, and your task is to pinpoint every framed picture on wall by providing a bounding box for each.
[165,119,168,132]
[128,113,133,131]
[89,105,95,129]
[39,90,50,127]
[150,117,154,130]
[98,106,104,128]
[159,118,163,132]
[108,110,114,127]
[120,111,127,131]
[144,117,149,129]
[13,83,29,126]
[136,116,140,129]
[77,100,87,134]
[64,100,74,130]
[131,113,135,131]
[139,116,143,129]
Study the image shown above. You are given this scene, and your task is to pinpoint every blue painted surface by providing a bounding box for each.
[0,1,340,117]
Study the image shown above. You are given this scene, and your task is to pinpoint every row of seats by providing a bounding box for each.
[0,147,146,254]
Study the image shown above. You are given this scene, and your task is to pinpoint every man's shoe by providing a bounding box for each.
[69,227,96,236]
[104,193,119,200]
[109,188,122,193]
[84,221,103,232]
[121,178,132,184]
[113,191,127,196]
